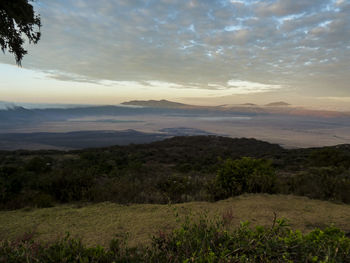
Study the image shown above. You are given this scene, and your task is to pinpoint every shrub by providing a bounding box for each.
[309,148,350,168]
[25,157,53,174]
[291,167,350,202]
[0,166,24,205]
[213,157,276,199]
[150,216,350,262]
[1,217,350,262]
[0,233,143,263]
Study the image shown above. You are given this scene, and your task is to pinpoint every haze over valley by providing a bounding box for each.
[0,99,349,150]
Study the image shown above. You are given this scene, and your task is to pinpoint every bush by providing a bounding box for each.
[290,167,350,202]
[2,217,350,262]
[212,157,276,199]
[309,148,350,168]
[150,216,350,262]
[0,233,143,263]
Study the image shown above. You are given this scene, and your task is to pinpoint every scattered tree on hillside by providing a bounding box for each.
[214,157,276,199]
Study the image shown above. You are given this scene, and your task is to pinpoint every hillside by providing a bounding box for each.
[121,99,189,108]
[1,136,350,261]
[0,130,169,150]
[265,101,291,107]
[1,135,350,211]
[1,194,350,247]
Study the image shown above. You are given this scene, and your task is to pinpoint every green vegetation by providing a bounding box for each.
[1,135,350,261]
[150,216,350,262]
[0,136,349,209]
[1,195,350,247]
[1,212,350,262]
[213,157,276,199]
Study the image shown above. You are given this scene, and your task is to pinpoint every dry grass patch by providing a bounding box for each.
[1,194,350,247]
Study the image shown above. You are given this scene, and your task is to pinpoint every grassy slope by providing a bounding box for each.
[1,194,350,247]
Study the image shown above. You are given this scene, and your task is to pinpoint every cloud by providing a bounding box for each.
[255,0,329,17]
[318,96,350,102]
[227,79,284,93]
[0,0,349,96]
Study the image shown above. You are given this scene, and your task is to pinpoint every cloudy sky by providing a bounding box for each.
[1,0,350,108]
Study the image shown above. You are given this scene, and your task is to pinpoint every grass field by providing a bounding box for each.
[1,194,350,247]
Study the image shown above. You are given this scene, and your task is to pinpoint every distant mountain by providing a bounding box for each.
[0,101,15,110]
[265,101,290,107]
[220,102,350,118]
[0,127,222,150]
[0,106,47,123]
[0,130,170,150]
[159,127,218,136]
[241,103,257,106]
[121,99,189,108]
[0,101,93,110]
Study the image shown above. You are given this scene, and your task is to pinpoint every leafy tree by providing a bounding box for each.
[214,157,276,198]
[0,0,41,65]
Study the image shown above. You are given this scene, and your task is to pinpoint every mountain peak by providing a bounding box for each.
[121,99,188,108]
[241,103,257,106]
[265,101,290,107]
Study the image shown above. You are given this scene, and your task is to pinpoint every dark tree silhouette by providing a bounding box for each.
[0,0,41,65]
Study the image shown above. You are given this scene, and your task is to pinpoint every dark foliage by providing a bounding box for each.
[0,136,350,209]
[0,0,41,65]
[309,147,350,169]
[281,167,350,203]
[212,157,276,200]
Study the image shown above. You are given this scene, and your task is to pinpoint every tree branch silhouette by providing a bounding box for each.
[0,0,41,65]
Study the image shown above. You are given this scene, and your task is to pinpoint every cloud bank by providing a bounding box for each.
[1,0,349,96]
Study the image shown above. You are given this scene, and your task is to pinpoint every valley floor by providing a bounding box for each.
[1,194,350,247]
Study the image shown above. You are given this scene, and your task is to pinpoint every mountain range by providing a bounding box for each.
[0,99,350,149]
[121,99,350,118]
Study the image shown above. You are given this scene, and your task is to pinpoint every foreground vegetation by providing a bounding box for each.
[1,135,350,261]
[0,136,350,209]
[1,195,350,247]
[1,212,350,262]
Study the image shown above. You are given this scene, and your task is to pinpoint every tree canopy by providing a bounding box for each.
[214,157,276,198]
[0,0,41,65]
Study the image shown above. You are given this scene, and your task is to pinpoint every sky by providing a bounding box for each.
[1,0,350,109]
